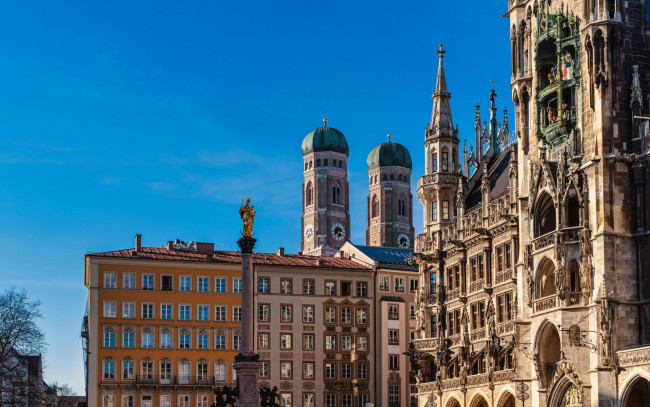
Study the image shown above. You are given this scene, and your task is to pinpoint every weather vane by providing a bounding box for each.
[436,43,445,58]
[488,74,497,87]
[387,133,392,141]
[323,117,328,126]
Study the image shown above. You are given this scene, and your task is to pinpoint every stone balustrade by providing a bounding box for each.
[470,279,485,293]
[533,232,555,250]
[534,295,559,313]
[496,269,513,284]
[412,338,440,352]
[617,345,650,366]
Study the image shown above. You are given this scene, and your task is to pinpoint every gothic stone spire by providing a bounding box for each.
[427,43,455,139]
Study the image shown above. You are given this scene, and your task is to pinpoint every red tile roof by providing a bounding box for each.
[87,247,372,270]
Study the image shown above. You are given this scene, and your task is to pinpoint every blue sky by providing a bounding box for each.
[0,0,514,393]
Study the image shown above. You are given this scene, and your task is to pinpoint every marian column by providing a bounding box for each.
[235,198,261,407]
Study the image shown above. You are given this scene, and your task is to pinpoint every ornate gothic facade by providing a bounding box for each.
[412,1,650,406]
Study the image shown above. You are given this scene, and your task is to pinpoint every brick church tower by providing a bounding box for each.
[301,119,351,256]
[366,135,415,248]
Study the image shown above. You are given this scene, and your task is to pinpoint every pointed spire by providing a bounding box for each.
[463,139,468,177]
[427,43,456,139]
[475,104,482,163]
[488,88,499,155]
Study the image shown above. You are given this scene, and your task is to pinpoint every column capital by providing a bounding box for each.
[237,237,257,254]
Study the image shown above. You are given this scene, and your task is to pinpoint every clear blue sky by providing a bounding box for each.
[0,0,513,394]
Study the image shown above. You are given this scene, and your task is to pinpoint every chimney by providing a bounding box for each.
[277,247,285,256]
[135,234,142,252]
[167,241,174,250]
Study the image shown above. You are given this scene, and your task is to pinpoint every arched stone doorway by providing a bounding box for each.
[497,393,515,407]
[536,322,562,387]
[446,397,461,407]
[470,394,489,407]
[623,377,650,407]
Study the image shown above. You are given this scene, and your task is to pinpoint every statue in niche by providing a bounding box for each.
[548,66,559,84]
[547,105,558,124]
[561,51,575,80]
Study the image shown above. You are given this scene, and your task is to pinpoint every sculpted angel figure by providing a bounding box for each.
[239,198,256,237]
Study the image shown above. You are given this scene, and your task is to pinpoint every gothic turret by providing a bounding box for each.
[418,44,462,237]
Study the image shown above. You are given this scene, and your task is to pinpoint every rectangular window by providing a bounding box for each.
[388,304,399,320]
[122,360,134,380]
[141,332,153,348]
[325,334,337,351]
[215,277,226,293]
[123,331,134,348]
[478,254,485,279]
[281,333,293,349]
[395,277,405,292]
[233,306,242,322]
[303,305,314,323]
[341,363,352,379]
[281,279,293,294]
[122,302,135,318]
[233,278,242,294]
[103,360,115,379]
[215,334,226,350]
[471,257,477,282]
[281,362,293,379]
[389,354,399,370]
[141,303,154,319]
[497,246,504,272]
[160,333,172,349]
[161,304,172,320]
[442,151,448,171]
[259,278,269,293]
[325,306,337,323]
[411,331,420,341]
[410,305,416,319]
[341,307,352,324]
[215,306,227,321]
[341,281,352,296]
[388,330,399,345]
[303,362,314,379]
[197,334,208,349]
[122,394,134,407]
[281,394,292,407]
[430,272,437,293]
[506,292,513,320]
[325,281,336,296]
[303,334,314,350]
[303,393,315,407]
[179,304,190,320]
[357,364,368,379]
[341,335,352,351]
[123,273,135,289]
[104,301,116,318]
[179,275,191,292]
[389,385,400,405]
[358,395,368,407]
[258,304,269,321]
[356,282,367,297]
[233,332,241,350]
[303,279,314,295]
[325,363,336,379]
[215,362,227,381]
[281,305,293,322]
[197,395,208,407]
[410,279,419,292]
[260,362,269,378]
[197,305,209,321]
[178,395,190,407]
[442,200,449,220]
[258,333,269,349]
[479,301,486,328]
[142,274,154,290]
[432,202,438,221]
[198,276,209,292]
[161,275,173,291]
[356,308,368,324]
[326,394,336,407]
[357,336,368,351]
[471,303,478,330]
[379,276,389,291]
[432,153,438,172]
[160,396,171,407]
[104,272,117,288]
[505,242,512,269]
[179,333,190,349]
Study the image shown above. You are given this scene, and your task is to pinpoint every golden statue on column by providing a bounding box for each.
[239,198,256,237]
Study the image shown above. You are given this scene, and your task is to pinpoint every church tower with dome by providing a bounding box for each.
[301,119,351,256]
[366,135,415,248]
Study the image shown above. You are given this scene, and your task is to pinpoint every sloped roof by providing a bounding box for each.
[87,247,371,270]
[350,245,417,271]
[465,149,512,213]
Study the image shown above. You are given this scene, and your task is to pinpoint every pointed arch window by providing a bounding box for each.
[535,193,556,237]
[398,198,406,216]
[305,182,313,207]
[371,195,379,219]
[442,152,449,172]
[566,194,581,227]
[333,185,341,204]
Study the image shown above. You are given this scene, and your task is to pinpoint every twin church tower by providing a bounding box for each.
[300,120,415,256]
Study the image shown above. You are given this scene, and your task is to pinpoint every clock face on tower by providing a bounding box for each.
[304,225,314,241]
[398,234,410,248]
[331,223,346,240]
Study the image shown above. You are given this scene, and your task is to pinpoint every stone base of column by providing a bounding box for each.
[234,358,261,407]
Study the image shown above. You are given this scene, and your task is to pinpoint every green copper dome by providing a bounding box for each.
[301,125,349,156]
[367,140,412,170]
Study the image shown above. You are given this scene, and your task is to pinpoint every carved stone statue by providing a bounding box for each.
[239,198,256,237]
[600,294,613,364]
[486,298,496,340]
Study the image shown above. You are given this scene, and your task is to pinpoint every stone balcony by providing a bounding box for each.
[412,338,441,352]
[416,369,515,393]
[533,294,560,313]
[417,173,459,190]
[617,345,650,367]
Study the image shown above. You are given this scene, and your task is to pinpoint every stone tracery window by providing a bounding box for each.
[333,184,341,204]
[371,195,379,219]
[305,182,313,207]
[399,198,406,216]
